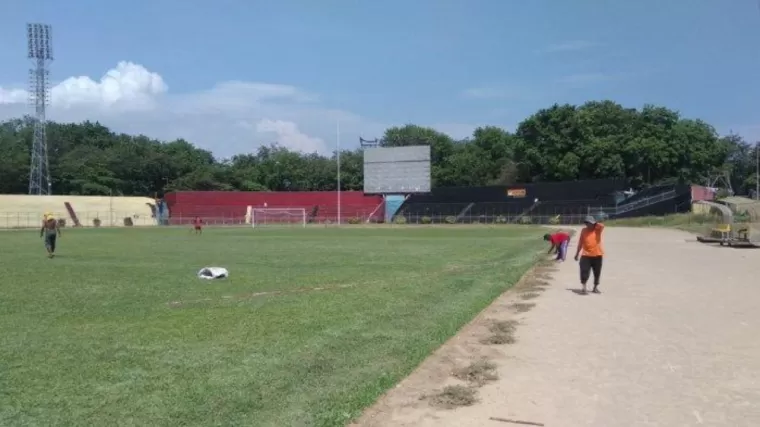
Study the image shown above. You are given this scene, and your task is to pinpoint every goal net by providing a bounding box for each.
[250,207,307,228]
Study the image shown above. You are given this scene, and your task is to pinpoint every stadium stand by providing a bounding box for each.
[0,181,699,228]
[0,195,155,229]
[397,179,626,223]
[614,184,676,206]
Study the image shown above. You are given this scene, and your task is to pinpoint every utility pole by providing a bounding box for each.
[750,141,759,226]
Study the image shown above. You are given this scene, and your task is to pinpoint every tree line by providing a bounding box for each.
[0,100,756,196]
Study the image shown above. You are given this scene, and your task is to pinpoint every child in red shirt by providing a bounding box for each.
[544,231,570,261]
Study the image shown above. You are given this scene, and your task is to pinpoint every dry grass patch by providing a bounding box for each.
[452,358,499,386]
[429,385,477,408]
[480,319,518,345]
[516,262,555,292]
[489,319,518,334]
[511,302,535,313]
[481,333,516,345]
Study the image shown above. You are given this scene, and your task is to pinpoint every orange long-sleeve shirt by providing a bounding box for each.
[578,223,605,257]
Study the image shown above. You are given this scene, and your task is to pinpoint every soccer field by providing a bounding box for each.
[0,226,545,427]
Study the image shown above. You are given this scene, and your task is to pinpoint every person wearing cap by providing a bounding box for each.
[543,231,570,261]
[573,215,605,294]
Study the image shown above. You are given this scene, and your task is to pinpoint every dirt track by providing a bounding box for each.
[354,227,760,427]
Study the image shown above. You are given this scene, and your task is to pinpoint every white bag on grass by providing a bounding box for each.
[197,267,229,280]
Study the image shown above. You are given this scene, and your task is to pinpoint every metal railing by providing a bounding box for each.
[592,189,678,216]
[168,209,379,226]
[0,211,157,229]
[0,206,382,229]
[0,211,731,229]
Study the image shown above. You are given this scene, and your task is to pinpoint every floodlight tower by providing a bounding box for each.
[27,23,53,195]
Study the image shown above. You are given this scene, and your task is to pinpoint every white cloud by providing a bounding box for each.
[0,61,477,157]
[50,61,167,110]
[254,119,325,153]
[0,88,27,104]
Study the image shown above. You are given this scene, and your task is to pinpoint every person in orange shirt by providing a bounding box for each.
[574,215,605,294]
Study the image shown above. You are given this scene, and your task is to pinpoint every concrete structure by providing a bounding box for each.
[0,195,155,228]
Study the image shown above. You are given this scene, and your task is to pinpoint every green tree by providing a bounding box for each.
[0,99,742,196]
[514,101,726,186]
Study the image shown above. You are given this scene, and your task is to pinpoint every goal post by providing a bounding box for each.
[250,207,307,228]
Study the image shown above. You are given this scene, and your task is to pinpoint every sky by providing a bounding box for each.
[1,0,760,158]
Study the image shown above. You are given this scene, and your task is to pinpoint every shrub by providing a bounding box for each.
[496,215,507,224]
[93,218,101,227]
[347,217,361,225]
[734,211,751,223]
[421,216,432,224]
[393,216,407,224]
[123,217,134,226]
[519,216,533,224]
[444,216,457,224]
[548,215,561,225]
[56,218,66,228]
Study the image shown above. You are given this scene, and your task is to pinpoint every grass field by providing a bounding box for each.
[0,226,545,427]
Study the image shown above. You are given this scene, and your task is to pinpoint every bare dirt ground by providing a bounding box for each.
[352,227,760,427]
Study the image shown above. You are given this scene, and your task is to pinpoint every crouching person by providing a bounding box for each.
[543,231,570,262]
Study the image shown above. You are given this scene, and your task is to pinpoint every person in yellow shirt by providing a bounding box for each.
[574,215,605,294]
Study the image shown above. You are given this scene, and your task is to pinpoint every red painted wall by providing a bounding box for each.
[164,191,384,224]
[690,185,715,202]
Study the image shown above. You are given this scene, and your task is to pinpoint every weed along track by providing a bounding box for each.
[352,259,559,426]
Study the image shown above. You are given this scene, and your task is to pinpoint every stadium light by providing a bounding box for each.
[26,23,53,195]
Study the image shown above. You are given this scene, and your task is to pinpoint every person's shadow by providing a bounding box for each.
[566,288,589,296]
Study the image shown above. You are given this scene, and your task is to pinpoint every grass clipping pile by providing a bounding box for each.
[425,258,557,409]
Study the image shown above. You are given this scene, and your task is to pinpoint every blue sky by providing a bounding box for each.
[1,0,760,157]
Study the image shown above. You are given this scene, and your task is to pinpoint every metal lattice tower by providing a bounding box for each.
[27,23,53,195]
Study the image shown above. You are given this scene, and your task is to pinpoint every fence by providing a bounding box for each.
[0,207,381,229]
[0,210,734,230]
[593,190,678,216]
[389,211,732,229]
[168,207,380,226]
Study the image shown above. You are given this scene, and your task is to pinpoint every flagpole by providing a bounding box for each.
[337,120,341,225]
